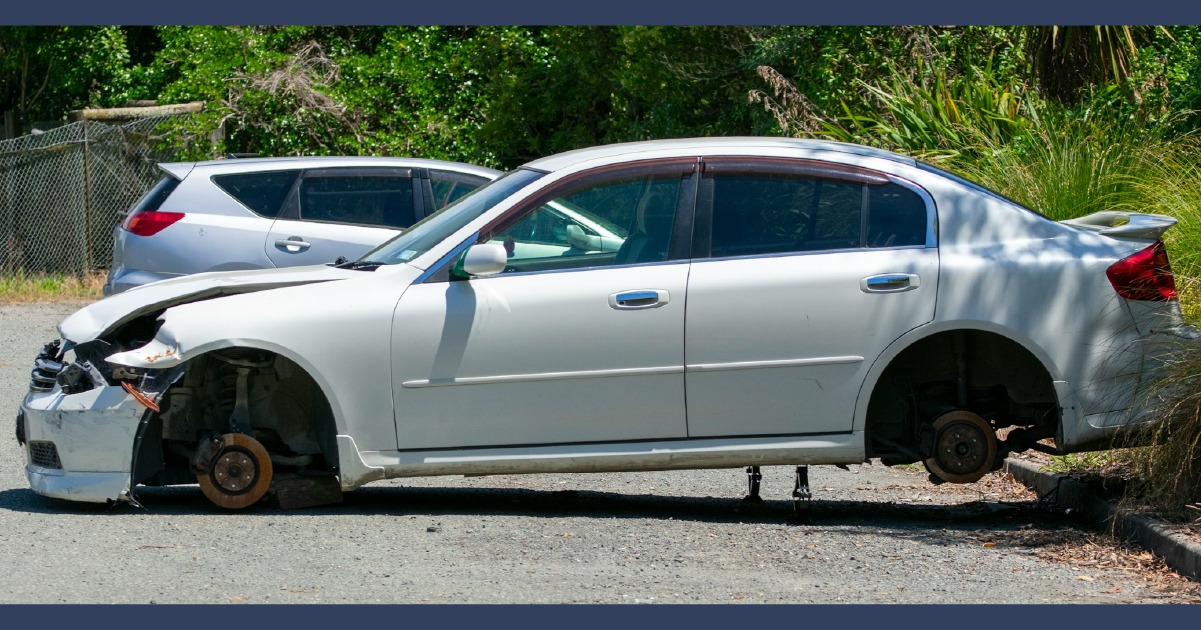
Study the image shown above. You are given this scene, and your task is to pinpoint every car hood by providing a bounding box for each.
[58,265,363,343]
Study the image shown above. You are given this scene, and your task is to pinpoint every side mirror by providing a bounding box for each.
[452,243,508,278]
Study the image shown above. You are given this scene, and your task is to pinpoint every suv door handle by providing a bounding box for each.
[860,273,920,293]
[609,289,669,310]
[275,237,311,251]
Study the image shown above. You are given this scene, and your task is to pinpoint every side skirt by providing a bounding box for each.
[343,432,865,488]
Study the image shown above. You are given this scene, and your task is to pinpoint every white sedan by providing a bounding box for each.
[17,137,1188,514]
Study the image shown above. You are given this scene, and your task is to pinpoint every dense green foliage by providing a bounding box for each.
[3,26,1197,168]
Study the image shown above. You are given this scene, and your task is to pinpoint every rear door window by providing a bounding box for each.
[211,170,300,218]
[709,174,863,257]
[298,171,417,229]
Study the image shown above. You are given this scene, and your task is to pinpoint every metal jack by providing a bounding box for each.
[791,466,811,523]
[743,466,763,503]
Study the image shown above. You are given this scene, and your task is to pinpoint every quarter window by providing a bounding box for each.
[298,175,416,228]
[867,184,926,247]
[431,170,489,210]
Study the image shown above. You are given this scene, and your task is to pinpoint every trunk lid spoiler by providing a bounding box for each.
[1060,211,1177,241]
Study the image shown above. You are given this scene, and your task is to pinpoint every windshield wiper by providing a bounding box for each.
[331,259,386,271]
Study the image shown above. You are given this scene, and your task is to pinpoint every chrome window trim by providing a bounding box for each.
[469,258,688,280]
[691,243,930,265]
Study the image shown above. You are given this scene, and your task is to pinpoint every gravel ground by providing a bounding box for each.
[1,302,1199,604]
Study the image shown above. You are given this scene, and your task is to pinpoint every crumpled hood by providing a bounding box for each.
[59,265,361,343]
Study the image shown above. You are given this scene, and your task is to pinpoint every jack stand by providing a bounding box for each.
[743,466,763,503]
[791,465,811,524]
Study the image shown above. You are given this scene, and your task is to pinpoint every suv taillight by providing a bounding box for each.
[1106,241,1177,302]
[121,210,185,237]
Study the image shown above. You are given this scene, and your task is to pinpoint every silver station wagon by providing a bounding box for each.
[105,156,498,294]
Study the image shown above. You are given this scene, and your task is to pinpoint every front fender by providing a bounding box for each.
[105,267,419,452]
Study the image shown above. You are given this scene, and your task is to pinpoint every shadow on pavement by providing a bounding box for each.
[0,483,1061,535]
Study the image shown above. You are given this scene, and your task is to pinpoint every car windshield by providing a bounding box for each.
[362,168,546,265]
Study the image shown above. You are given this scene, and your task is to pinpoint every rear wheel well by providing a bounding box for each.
[865,329,1059,464]
[133,348,339,488]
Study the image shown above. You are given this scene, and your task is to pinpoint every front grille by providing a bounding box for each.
[28,441,62,469]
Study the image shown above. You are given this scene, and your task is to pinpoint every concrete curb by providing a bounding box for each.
[1004,458,1201,581]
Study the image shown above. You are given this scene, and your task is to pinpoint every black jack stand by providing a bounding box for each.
[743,466,764,503]
[791,465,811,524]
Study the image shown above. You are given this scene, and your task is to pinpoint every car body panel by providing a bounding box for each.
[685,247,939,437]
[265,219,401,267]
[390,262,691,450]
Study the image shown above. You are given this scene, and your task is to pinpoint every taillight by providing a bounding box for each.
[1106,241,1177,302]
[121,211,185,237]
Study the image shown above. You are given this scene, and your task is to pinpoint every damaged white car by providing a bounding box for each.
[16,137,1189,514]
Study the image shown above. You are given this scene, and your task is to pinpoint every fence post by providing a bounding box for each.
[82,119,93,274]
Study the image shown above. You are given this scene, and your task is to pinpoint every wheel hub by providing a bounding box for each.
[210,448,258,493]
[923,410,998,484]
[197,433,274,509]
[934,422,989,476]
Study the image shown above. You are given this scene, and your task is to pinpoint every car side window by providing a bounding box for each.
[709,173,863,257]
[485,173,682,275]
[866,183,927,248]
[298,175,416,229]
[211,170,299,218]
[430,170,489,210]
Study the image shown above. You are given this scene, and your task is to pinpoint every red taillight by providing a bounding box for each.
[121,211,185,237]
[1106,241,1177,302]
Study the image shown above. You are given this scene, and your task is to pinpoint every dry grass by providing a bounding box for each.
[0,271,106,304]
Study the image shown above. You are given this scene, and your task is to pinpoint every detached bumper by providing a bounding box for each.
[19,385,148,503]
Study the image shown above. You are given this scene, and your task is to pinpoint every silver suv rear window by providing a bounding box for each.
[212,170,300,217]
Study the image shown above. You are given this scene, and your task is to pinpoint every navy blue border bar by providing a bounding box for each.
[6,0,1201,26]
[4,604,1201,627]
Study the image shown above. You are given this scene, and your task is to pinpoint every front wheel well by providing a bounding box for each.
[133,347,339,488]
[865,329,1060,464]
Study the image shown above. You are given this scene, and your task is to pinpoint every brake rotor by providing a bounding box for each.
[924,410,998,484]
[197,433,273,509]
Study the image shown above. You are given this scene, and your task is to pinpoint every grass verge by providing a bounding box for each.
[0,271,106,304]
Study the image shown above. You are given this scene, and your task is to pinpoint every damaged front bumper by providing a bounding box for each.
[19,385,148,503]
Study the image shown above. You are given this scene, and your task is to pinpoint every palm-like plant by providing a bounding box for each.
[1025,26,1171,103]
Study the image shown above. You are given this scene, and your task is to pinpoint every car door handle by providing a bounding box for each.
[275,237,311,251]
[860,273,920,293]
[609,289,670,310]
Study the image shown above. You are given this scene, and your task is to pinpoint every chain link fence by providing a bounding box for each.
[0,115,189,276]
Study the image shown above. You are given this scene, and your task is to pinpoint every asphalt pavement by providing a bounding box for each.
[1,302,1197,604]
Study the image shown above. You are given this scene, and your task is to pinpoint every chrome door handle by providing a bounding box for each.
[860,273,920,293]
[275,237,311,251]
[609,289,669,310]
